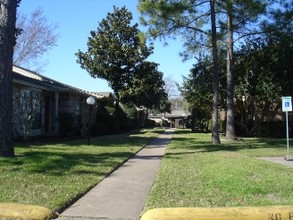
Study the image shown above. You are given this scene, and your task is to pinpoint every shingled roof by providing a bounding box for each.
[12,66,112,99]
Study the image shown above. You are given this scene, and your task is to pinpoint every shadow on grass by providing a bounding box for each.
[15,133,151,148]
[15,128,168,149]
[4,129,168,177]
[0,150,135,177]
[167,129,288,157]
[24,151,133,176]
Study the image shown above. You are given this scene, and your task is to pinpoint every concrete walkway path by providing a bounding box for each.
[258,156,293,168]
[59,129,174,220]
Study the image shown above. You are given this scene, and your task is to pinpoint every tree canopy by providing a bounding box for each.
[76,6,153,104]
[76,6,170,115]
[179,1,293,136]
[121,61,171,112]
[138,0,223,143]
[138,0,284,141]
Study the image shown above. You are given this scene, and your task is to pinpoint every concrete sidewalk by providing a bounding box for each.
[58,129,174,220]
[259,156,293,168]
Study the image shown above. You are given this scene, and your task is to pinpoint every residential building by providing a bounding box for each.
[12,66,112,138]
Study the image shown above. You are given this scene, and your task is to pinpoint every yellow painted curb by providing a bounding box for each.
[0,203,56,220]
[141,206,293,220]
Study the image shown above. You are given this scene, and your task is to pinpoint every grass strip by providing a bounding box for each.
[0,129,163,213]
[144,130,293,211]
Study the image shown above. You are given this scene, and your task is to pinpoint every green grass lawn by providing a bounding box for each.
[144,129,293,211]
[0,129,162,213]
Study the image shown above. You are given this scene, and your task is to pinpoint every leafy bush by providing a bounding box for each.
[59,113,80,136]
[255,121,288,138]
[145,119,156,128]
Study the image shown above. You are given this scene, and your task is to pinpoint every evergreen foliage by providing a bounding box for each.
[76,6,153,104]
[76,6,170,121]
[179,1,293,137]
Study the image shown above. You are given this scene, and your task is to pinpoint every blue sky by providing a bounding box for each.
[18,0,195,92]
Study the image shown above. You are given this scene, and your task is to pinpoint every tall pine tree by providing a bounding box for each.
[139,0,269,142]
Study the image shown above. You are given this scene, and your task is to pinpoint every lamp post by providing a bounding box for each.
[182,113,186,129]
[86,96,96,145]
[161,116,165,127]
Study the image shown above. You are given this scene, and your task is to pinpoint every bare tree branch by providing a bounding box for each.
[13,7,59,71]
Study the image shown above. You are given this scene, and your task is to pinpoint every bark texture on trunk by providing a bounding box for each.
[210,0,220,144]
[0,0,17,157]
[226,4,236,140]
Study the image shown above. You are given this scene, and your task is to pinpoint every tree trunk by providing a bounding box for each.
[191,107,196,132]
[225,3,236,140]
[0,0,18,157]
[210,0,221,144]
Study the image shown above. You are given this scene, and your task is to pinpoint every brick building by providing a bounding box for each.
[12,66,112,138]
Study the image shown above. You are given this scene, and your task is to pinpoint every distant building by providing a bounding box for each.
[149,96,190,128]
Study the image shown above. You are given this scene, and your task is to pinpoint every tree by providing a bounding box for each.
[179,58,213,131]
[232,1,293,136]
[224,1,235,140]
[233,36,292,136]
[210,0,221,143]
[217,0,268,140]
[76,6,153,106]
[14,7,59,71]
[123,61,171,112]
[0,0,19,157]
[139,0,270,142]
[164,76,180,98]
[138,0,221,143]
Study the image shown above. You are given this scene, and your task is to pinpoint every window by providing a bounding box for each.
[19,89,42,130]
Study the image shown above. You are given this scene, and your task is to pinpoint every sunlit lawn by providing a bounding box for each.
[0,129,163,213]
[144,129,293,212]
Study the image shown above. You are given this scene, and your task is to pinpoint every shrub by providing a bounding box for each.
[255,121,287,138]
[145,119,156,128]
[59,113,80,136]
